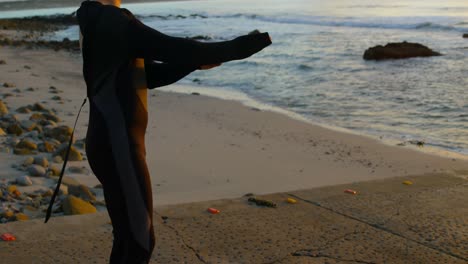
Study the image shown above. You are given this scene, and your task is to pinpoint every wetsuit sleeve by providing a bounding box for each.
[128,18,272,66]
[144,60,197,89]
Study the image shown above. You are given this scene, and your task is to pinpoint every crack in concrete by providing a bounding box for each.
[287,193,468,262]
[154,211,207,264]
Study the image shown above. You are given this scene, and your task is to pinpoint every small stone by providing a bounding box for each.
[7,123,23,136]
[49,164,61,176]
[7,185,17,194]
[52,155,63,163]
[0,128,6,136]
[38,141,57,153]
[0,100,8,116]
[46,126,73,143]
[15,213,29,221]
[16,175,33,186]
[62,195,97,215]
[68,166,89,174]
[3,210,14,218]
[26,87,35,92]
[3,82,15,88]
[28,164,46,177]
[59,184,68,196]
[13,148,35,155]
[16,106,32,113]
[29,113,46,121]
[20,120,40,132]
[61,176,80,187]
[42,189,53,197]
[33,156,49,167]
[54,144,83,161]
[43,113,60,122]
[69,184,96,201]
[51,95,62,100]
[24,65,31,69]
[13,88,21,93]
[0,59,6,64]
[23,156,34,166]
[31,103,46,111]
[16,139,37,150]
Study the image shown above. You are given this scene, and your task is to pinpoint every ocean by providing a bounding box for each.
[1,0,467,156]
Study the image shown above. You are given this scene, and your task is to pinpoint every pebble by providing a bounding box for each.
[13,148,35,155]
[16,139,37,150]
[33,156,49,168]
[54,144,83,161]
[0,59,5,64]
[28,164,46,177]
[49,165,61,176]
[46,126,73,143]
[38,141,57,153]
[43,113,60,122]
[7,123,23,136]
[23,156,34,166]
[0,128,6,136]
[7,185,17,194]
[52,155,63,163]
[61,176,80,187]
[31,103,46,111]
[0,100,8,116]
[69,184,96,201]
[15,213,29,221]
[51,95,62,100]
[3,82,15,88]
[62,195,97,215]
[42,189,53,197]
[26,87,35,92]
[16,175,33,186]
[16,106,32,113]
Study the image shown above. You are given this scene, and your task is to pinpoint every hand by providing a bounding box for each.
[199,63,221,70]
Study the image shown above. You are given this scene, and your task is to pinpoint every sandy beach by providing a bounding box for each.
[0,16,467,263]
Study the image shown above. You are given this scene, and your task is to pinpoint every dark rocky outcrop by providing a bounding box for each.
[363,42,442,60]
[463,34,468,38]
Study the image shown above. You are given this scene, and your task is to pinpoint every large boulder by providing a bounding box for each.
[363,42,442,60]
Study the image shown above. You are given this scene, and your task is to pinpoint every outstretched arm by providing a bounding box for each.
[128,18,272,66]
[145,60,198,89]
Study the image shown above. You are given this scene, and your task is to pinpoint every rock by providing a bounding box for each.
[7,185,17,193]
[49,164,61,176]
[463,34,468,38]
[0,128,6,136]
[363,42,442,60]
[3,82,15,88]
[0,59,5,64]
[16,175,33,186]
[54,144,83,161]
[16,106,32,113]
[20,120,40,132]
[42,189,53,197]
[29,113,46,121]
[16,139,37,150]
[23,156,34,166]
[61,176,80,187]
[31,103,46,111]
[7,123,23,136]
[28,164,46,177]
[52,155,63,163]
[15,213,29,221]
[62,195,97,215]
[0,100,8,116]
[13,88,21,93]
[68,184,96,201]
[38,141,57,153]
[51,95,62,100]
[74,138,86,149]
[43,113,60,122]
[59,184,68,196]
[26,87,35,92]
[13,148,35,155]
[33,156,49,167]
[68,166,89,174]
[24,65,31,69]
[46,125,73,143]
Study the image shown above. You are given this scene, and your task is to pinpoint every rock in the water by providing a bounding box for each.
[363,42,442,60]
[33,156,49,167]
[46,125,73,143]
[0,128,6,136]
[463,34,468,38]
[7,123,23,136]
[54,144,82,161]
[28,164,46,177]
[0,100,8,116]
[69,184,96,201]
[16,139,37,150]
[16,175,33,186]
[62,195,97,215]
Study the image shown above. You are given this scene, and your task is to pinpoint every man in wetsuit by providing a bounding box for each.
[76,0,271,262]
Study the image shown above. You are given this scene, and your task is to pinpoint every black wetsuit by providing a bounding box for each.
[76,1,271,263]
